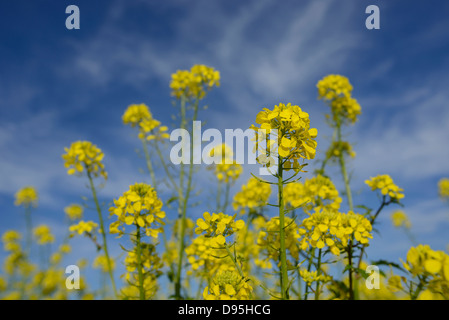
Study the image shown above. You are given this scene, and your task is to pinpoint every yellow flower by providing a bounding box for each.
[33,225,55,245]
[299,268,331,286]
[2,230,22,252]
[62,141,107,180]
[284,174,342,212]
[170,64,220,100]
[365,174,404,202]
[69,220,98,235]
[326,141,356,160]
[93,255,115,273]
[250,103,318,171]
[317,75,361,124]
[109,183,165,238]
[14,186,38,208]
[195,212,245,247]
[317,74,353,101]
[232,177,271,215]
[64,204,84,221]
[122,103,169,140]
[391,210,411,229]
[203,270,252,300]
[438,178,449,200]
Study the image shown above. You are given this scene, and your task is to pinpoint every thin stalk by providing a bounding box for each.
[277,156,289,300]
[87,171,117,298]
[141,138,157,190]
[304,247,315,300]
[314,249,322,300]
[135,226,146,300]
[25,206,32,257]
[174,95,199,299]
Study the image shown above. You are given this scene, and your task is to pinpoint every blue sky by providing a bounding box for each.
[1,0,449,295]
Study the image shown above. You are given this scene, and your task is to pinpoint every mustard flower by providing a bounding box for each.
[195,212,245,247]
[170,64,220,100]
[2,230,22,252]
[203,270,253,300]
[257,216,300,265]
[62,141,107,180]
[185,235,230,276]
[109,183,165,238]
[284,174,342,212]
[326,141,356,160]
[232,177,272,215]
[299,269,332,286]
[69,220,98,235]
[391,210,411,229]
[64,204,84,221]
[122,103,169,141]
[317,74,353,101]
[93,255,116,273]
[250,102,318,171]
[33,225,55,245]
[438,178,449,200]
[14,186,38,208]
[365,174,404,202]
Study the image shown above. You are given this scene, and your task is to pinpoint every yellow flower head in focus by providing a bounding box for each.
[33,225,55,245]
[232,177,272,215]
[122,103,169,141]
[203,270,252,300]
[62,141,107,180]
[438,178,449,200]
[391,210,411,229]
[195,212,245,247]
[365,174,404,202]
[14,186,38,208]
[170,64,220,100]
[250,103,318,171]
[64,204,84,221]
[109,183,165,239]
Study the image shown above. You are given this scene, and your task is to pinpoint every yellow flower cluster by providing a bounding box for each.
[62,141,107,180]
[317,74,361,124]
[93,255,115,273]
[232,177,272,215]
[170,64,220,100]
[33,225,55,245]
[251,103,318,170]
[438,178,449,200]
[299,269,331,286]
[185,235,230,276]
[64,204,84,221]
[195,212,245,247]
[109,183,165,238]
[326,141,356,160]
[2,231,22,252]
[203,270,252,300]
[214,163,243,183]
[299,209,373,255]
[257,217,300,267]
[14,186,38,208]
[317,74,353,101]
[123,243,163,299]
[365,174,405,202]
[400,245,449,299]
[284,174,342,212]
[69,220,98,235]
[122,103,169,141]
[391,210,411,229]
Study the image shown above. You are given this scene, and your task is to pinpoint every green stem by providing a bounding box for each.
[141,138,157,190]
[315,248,322,300]
[135,226,146,300]
[25,206,32,257]
[174,95,199,299]
[278,156,289,300]
[87,172,117,298]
